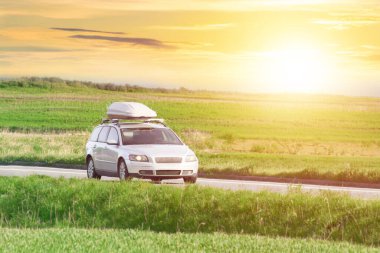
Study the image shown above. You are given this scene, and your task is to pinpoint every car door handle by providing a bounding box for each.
[92,145,97,149]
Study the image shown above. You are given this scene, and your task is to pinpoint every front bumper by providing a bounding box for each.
[127,160,198,178]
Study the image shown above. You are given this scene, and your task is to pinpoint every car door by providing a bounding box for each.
[103,127,120,175]
[88,126,102,167]
[94,126,110,172]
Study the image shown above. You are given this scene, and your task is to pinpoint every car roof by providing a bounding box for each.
[98,122,166,129]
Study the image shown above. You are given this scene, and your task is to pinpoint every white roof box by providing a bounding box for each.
[107,102,157,119]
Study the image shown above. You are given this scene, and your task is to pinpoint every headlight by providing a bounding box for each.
[129,154,149,162]
[185,155,197,162]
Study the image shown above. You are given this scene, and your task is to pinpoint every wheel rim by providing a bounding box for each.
[119,162,126,180]
[87,160,94,178]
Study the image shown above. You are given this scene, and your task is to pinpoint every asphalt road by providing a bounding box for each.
[1,165,380,199]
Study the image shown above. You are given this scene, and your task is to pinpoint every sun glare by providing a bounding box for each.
[262,45,331,93]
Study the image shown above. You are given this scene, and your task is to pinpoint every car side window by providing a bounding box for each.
[97,127,110,143]
[106,127,119,144]
[89,127,102,142]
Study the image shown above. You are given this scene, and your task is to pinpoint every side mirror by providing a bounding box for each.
[107,139,119,145]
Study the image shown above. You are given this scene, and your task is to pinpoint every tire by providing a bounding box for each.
[118,159,131,181]
[87,157,101,179]
[183,176,197,184]
[151,178,162,184]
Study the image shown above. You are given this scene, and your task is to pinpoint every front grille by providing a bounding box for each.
[156,170,181,176]
[155,157,182,163]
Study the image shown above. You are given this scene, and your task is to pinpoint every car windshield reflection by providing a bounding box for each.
[121,128,183,145]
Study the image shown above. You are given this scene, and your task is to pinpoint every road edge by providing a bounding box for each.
[1,161,379,189]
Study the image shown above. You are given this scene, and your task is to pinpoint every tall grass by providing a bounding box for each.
[0,131,85,165]
[0,176,379,245]
[1,131,380,183]
[0,228,378,253]
[199,152,380,183]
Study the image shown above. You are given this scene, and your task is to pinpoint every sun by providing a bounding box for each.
[261,45,331,93]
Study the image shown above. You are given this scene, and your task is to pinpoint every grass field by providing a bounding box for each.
[1,176,379,246]
[1,228,379,253]
[0,77,380,183]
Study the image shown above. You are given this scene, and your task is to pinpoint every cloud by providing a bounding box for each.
[0,46,74,52]
[0,1,103,19]
[50,27,125,35]
[365,55,380,61]
[313,19,379,30]
[0,61,11,66]
[69,34,173,49]
[336,45,380,63]
[148,23,235,31]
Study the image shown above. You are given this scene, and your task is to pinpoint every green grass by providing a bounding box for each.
[0,176,379,246]
[0,131,85,165]
[200,152,380,183]
[1,77,380,183]
[1,228,378,253]
[1,132,379,182]
[1,78,380,143]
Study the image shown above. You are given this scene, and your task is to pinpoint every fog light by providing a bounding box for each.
[182,170,193,175]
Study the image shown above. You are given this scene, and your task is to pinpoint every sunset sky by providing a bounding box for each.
[1,0,380,96]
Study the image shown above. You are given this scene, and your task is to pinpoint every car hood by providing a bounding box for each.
[120,145,193,157]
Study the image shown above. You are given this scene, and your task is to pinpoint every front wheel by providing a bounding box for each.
[87,158,101,179]
[118,159,131,181]
[183,176,197,184]
[151,178,162,184]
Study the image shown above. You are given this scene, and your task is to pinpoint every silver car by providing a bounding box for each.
[85,120,198,183]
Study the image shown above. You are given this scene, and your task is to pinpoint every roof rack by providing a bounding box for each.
[143,118,166,126]
[101,118,166,127]
[101,118,119,124]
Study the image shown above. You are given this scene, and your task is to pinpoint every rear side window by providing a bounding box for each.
[89,127,102,142]
[107,127,119,144]
[97,127,110,143]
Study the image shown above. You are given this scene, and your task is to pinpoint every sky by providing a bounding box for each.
[1,0,380,96]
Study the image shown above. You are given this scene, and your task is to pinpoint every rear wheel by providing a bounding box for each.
[183,176,197,184]
[118,159,131,181]
[87,158,101,179]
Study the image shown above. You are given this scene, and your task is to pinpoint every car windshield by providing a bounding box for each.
[121,128,183,145]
